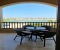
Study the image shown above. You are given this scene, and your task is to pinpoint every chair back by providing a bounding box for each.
[45,32,56,38]
[41,26,56,38]
[42,26,53,31]
[14,28,24,35]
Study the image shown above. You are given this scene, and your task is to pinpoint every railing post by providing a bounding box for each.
[0,7,3,29]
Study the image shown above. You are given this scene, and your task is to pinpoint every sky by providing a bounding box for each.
[2,3,57,18]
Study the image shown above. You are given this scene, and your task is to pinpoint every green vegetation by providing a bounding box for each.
[3,18,56,22]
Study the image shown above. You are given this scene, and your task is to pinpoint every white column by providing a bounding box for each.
[0,7,3,29]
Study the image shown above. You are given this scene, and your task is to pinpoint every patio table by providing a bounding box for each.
[25,27,49,41]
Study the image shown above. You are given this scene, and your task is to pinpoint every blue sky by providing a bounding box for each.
[2,3,57,18]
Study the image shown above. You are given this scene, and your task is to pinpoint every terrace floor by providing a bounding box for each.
[0,33,55,50]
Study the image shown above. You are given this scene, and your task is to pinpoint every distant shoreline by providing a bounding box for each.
[3,18,56,22]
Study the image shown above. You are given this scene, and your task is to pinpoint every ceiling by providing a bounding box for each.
[0,0,58,7]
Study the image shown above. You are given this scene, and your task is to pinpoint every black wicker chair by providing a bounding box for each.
[22,25,35,40]
[42,31,56,47]
[14,28,31,44]
[36,26,56,47]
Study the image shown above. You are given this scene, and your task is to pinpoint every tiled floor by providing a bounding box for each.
[0,33,55,50]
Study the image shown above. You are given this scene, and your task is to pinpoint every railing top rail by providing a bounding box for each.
[1,22,57,23]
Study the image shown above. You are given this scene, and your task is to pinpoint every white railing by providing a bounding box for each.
[1,22,57,29]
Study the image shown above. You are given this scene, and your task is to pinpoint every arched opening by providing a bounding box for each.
[0,0,58,50]
[3,3,57,17]
[2,3,57,29]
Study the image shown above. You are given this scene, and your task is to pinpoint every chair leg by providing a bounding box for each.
[44,38,45,47]
[40,36,43,41]
[20,36,23,45]
[53,37,56,43]
[35,35,37,41]
[28,35,32,41]
[14,35,17,40]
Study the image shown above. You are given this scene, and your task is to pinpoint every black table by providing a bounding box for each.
[25,28,49,41]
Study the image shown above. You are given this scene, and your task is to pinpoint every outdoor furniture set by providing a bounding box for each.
[14,25,56,47]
